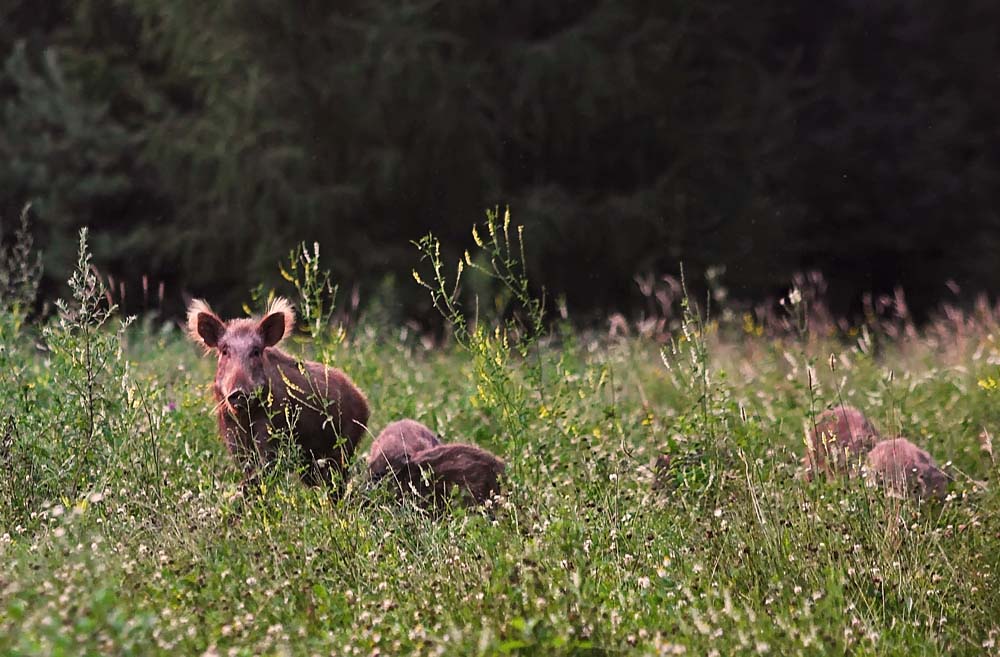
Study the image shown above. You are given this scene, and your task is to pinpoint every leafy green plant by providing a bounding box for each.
[656,267,744,493]
[413,207,549,486]
[0,229,171,529]
[279,241,339,342]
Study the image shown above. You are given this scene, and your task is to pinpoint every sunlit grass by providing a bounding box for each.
[0,223,997,655]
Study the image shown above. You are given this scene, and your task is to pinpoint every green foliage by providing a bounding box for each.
[413,208,550,487]
[1,233,999,653]
[279,242,339,342]
[0,229,171,528]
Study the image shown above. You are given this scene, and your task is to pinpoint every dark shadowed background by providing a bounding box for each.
[2,1,998,323]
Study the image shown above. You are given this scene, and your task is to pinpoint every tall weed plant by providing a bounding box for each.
[1,228,170,530]
[413,208,549,487]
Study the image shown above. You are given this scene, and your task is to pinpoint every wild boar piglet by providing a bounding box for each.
[864,437,948,500]
[368,419,442,482]
[406,443,505,507]
[367,420,505,509]
[803,405,880,479]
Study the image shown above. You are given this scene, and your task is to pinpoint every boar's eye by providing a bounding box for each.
[250,347,262,358]
[220,346,229,357]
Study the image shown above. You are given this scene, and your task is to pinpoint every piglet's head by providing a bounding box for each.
[186,297,295,413]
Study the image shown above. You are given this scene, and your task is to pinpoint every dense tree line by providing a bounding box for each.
[1,1,998,321]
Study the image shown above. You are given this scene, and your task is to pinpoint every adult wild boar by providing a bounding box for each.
[864,437,948,500]
[368,419,442,483]
[802,405,880,480]
[186,297,369,489]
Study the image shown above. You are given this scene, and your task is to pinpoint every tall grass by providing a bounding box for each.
[0,211,997,655]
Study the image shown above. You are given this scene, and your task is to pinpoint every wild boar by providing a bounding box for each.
[803,405,880,480]
[368,419,442,482]
[864,437,948,500]
[407,443,505,507]
[186,297,369,490]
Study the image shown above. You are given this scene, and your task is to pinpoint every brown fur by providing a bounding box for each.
[186,298,369,490]
[864,438,948,500]
[367,419,442,482]
[406,443,505,507]
[802,405,880,480]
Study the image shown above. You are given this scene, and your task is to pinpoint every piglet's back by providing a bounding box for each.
[408,443,505,506]
[803,405,880,479]
[864,437,948,500]
[368,419,442,481]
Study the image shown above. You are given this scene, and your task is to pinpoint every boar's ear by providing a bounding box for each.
[258,296,295,347]
[186,299,225,350]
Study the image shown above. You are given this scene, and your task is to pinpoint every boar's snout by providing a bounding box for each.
[225,389,252,410]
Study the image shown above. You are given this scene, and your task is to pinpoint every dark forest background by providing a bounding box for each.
[2,1,998,323]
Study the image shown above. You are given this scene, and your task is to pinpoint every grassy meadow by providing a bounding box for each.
[1,219,998,656]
